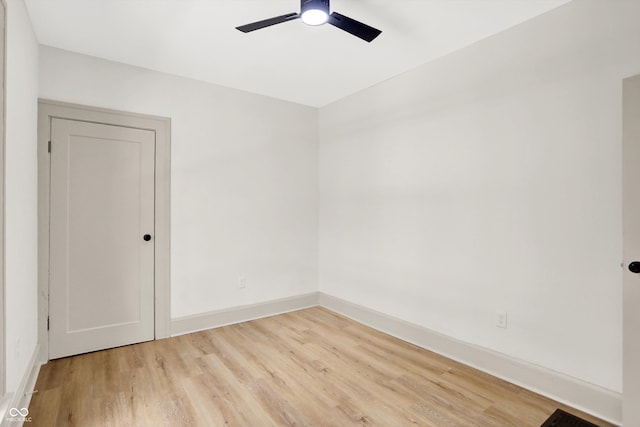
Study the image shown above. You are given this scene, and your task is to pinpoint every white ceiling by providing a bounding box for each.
[24,0,571,107]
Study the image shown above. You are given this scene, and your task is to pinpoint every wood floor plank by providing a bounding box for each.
[28,307,615,426]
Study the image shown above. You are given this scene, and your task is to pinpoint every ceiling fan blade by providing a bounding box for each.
[328,12,381,42]
[236,13,300,33]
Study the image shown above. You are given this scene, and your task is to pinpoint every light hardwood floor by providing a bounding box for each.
[28,307,613,426]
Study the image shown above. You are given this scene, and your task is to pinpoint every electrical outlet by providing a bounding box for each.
[238,277,247,289]
[496,311,508,329]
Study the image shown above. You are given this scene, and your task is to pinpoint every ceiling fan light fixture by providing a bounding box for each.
[301,9,329,26]
[235,0,382,42]
[300,0,329,25]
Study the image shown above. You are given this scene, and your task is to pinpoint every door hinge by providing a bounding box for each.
[47,316,50,331]
[48,140,51,153]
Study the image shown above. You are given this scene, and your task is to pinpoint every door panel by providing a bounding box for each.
[623,74,640,426]
[49,118,155,359]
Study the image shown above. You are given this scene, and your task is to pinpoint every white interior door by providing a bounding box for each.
[623,74,640,426]
[49,118,156,359]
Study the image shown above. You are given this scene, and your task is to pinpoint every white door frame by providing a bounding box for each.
[37,99,171,360]
[0,0,6,398]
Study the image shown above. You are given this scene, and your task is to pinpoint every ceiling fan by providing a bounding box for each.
[236,0,382,43]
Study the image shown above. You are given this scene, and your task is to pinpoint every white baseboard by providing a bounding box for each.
[318,293,622,426]
[2,344,43,426]
[0,394,13,426]
[170,293,320,336]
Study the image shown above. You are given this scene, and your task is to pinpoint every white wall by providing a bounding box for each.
[5,0,39,391]
[319,0,640,393]
[39,46,319,319]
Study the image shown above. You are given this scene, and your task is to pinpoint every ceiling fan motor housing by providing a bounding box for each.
[301,0,330,15]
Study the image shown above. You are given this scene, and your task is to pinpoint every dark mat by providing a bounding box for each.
[541,409,600,427]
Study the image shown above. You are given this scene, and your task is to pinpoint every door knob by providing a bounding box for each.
[143,234,152,242]
[629,261,640,273]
